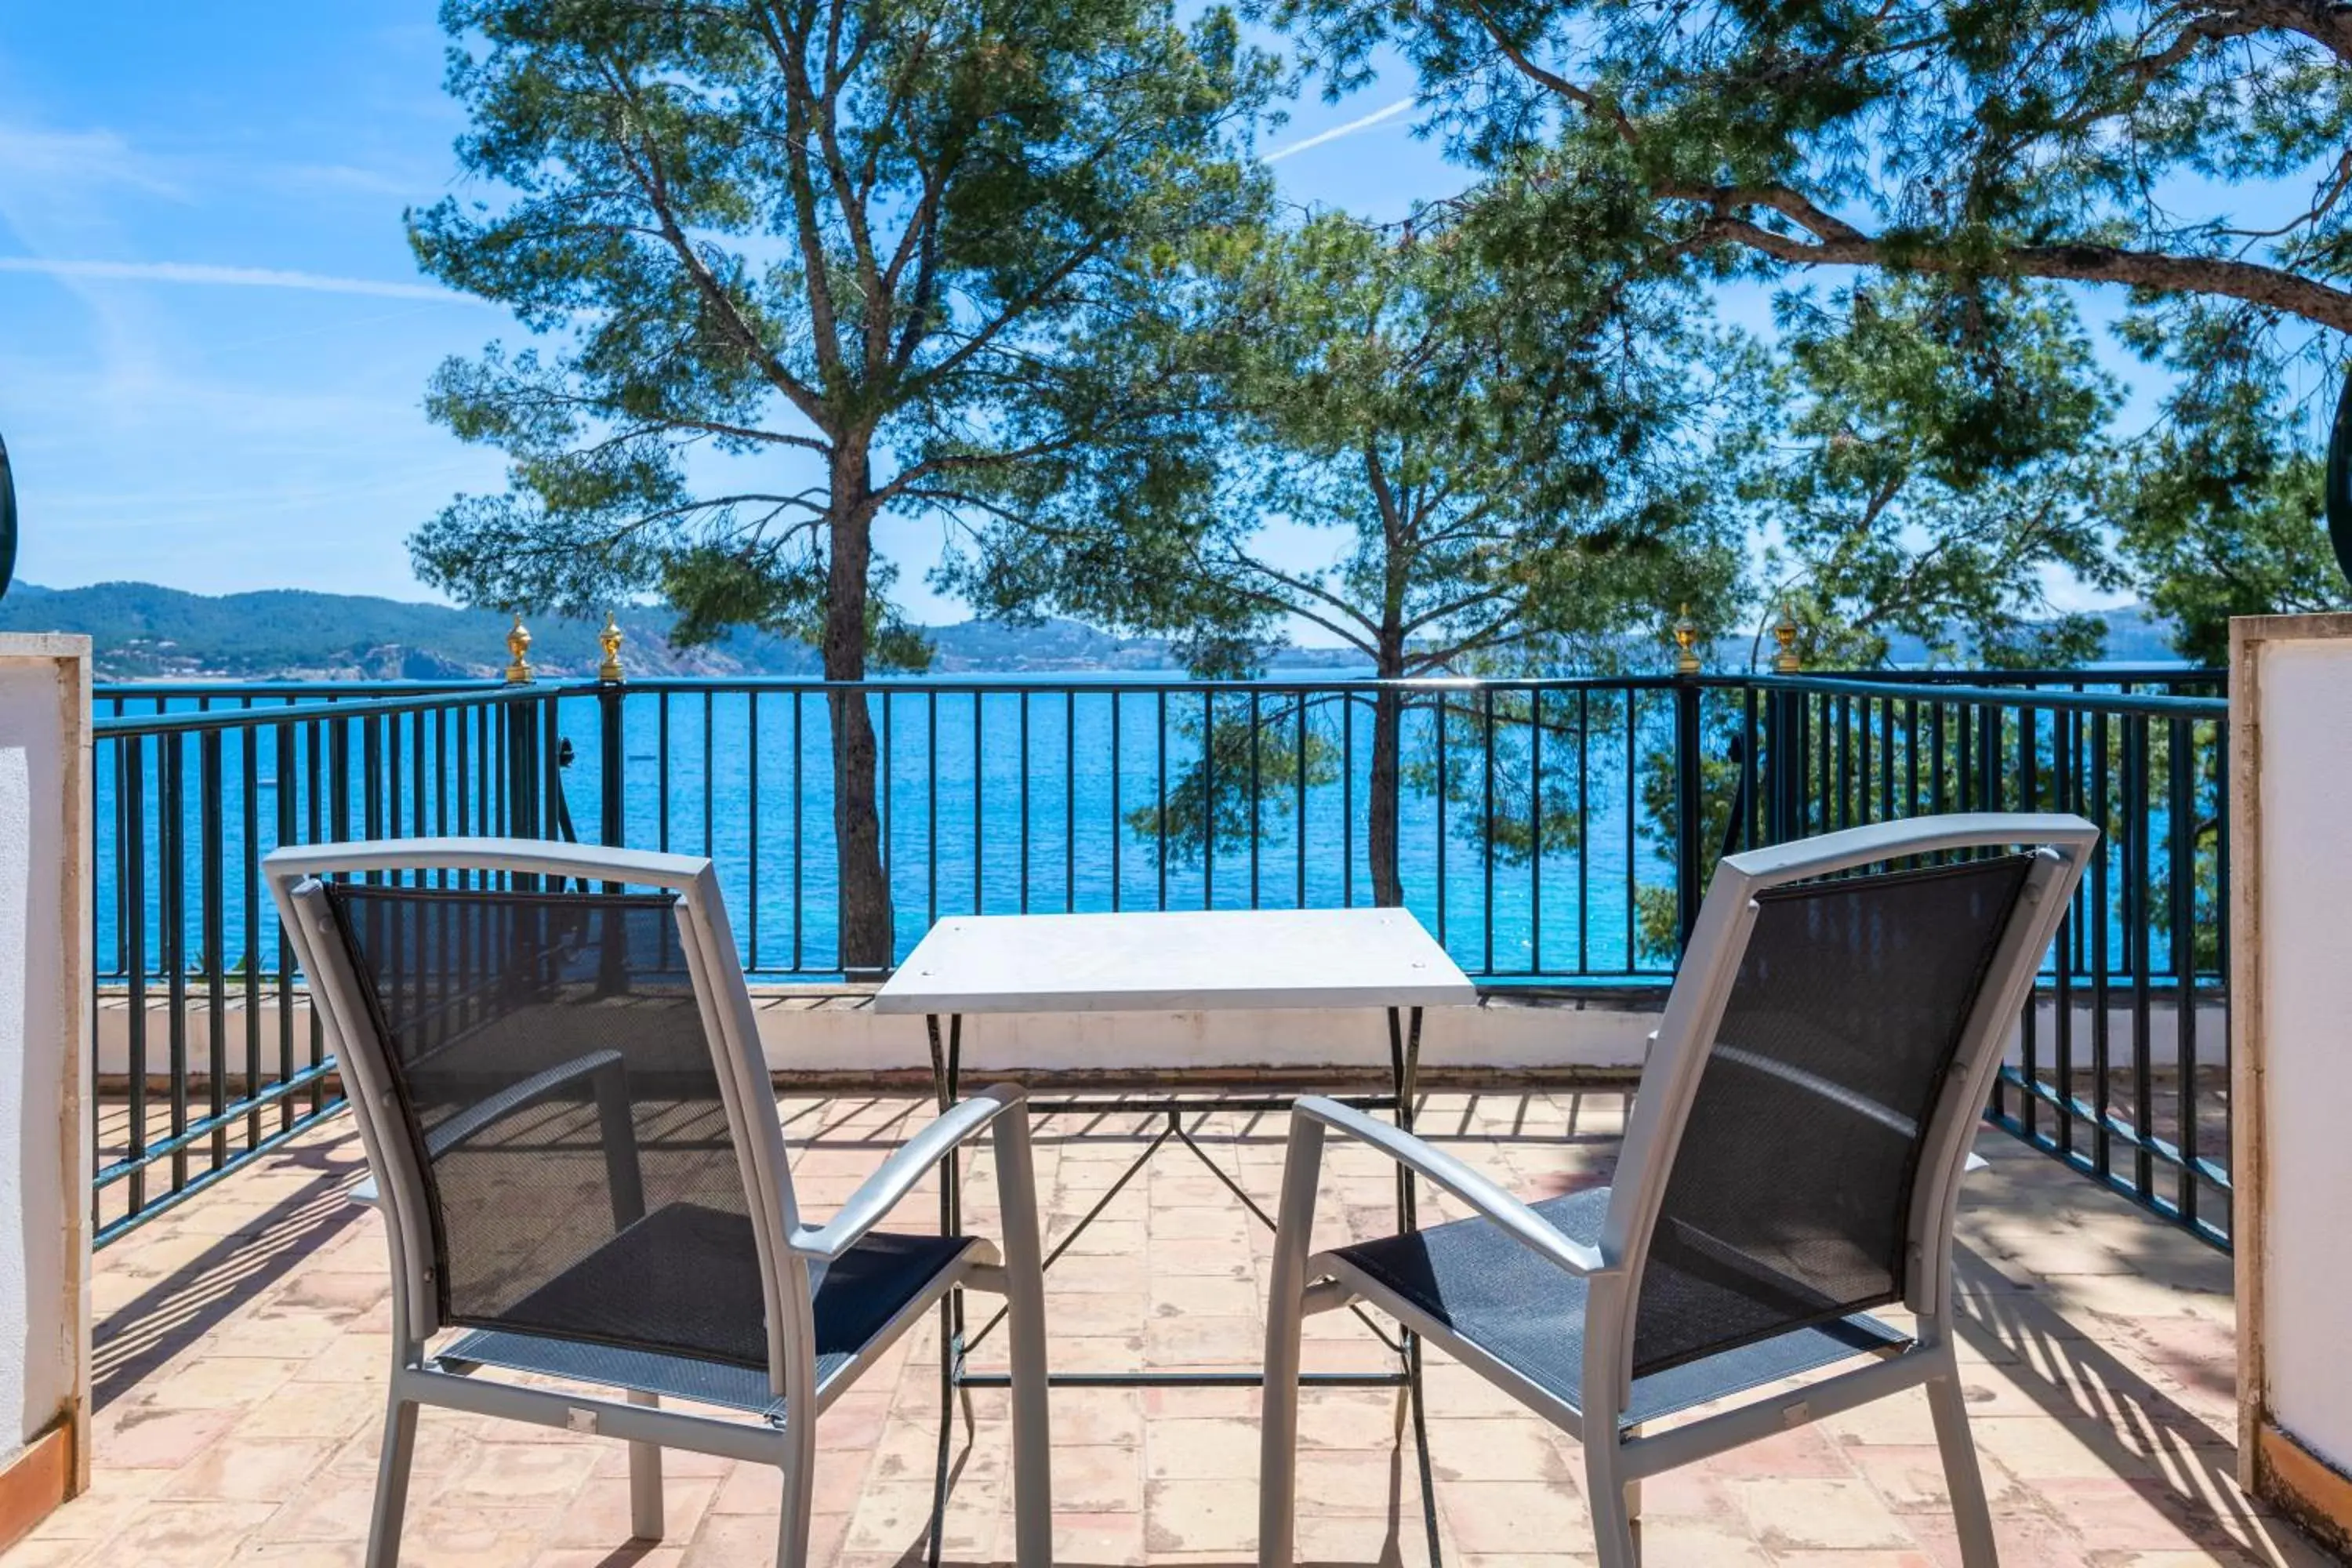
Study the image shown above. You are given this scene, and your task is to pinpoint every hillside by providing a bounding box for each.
[0,582,1364,681]
[0,581,2190,681]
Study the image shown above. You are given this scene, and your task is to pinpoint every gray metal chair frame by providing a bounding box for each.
[1259,812,2097,1568]
[264,838,1051,1568]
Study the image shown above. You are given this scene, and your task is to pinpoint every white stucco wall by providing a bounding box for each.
[0,636,90,1475]
[2252,635,2352,1467]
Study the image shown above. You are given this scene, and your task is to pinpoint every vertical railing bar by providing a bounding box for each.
[1531,688,1545,975]
[163,731,188,1195]
[1202,689,1216,910]
[200,730,227,1176]
[125,735,148,1220]
[1341,691,1355,908]
[275,722,297,1134]
[2213,707,2232,1235]
[1157,689,1169,911]
[308,717,328,1113]
[1249,688,1262,910]
[748,691,762,971]
[1620,691,1635,972]
[2090,708,2112,1180]
[2171,713,2199,1229]
[2129,710,2154,1203]
[1065,689,1076,914]
[659,693,673,854]
[241,722,261,1153]
[793,690,805,973]
[2013,704,2039,1136]
[1482,687,1496,977]
[926,691,938,931]
[1435,692,1450,949]
[1293,692,1306,911]
[1578,689,1590,976]
[1019,692,1032,916]
[1113,691,1126,913]
[972,691,985,917]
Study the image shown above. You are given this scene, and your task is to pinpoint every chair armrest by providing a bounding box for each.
[1293,1096,1612,1279]
[789,1083,1025,1261]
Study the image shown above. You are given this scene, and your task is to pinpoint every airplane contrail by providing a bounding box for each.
[1264,98,1416,164]
[0,257,468,301]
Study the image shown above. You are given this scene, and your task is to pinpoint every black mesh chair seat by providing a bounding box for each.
[1333,1186,1912,1428]
[440,1207,973,1415]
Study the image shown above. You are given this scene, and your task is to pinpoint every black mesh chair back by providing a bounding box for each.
[1628,853,2034,1378]
[325,882,769,1369]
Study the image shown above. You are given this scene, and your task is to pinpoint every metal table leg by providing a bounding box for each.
[919,1006,1443,1565]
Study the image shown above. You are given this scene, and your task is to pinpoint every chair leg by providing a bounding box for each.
[365,1396,419,1568]
[1926,1367,1998,1567]
[1258,1118,1324,1568]
[993,1113,1054,1568]
[1584,1439,1639,1568]
[1622,1421,1642,1552]
[626,1390,663,1541]
[771,1421,818,1568]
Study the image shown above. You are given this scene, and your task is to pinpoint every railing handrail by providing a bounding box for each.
[1723,672,2229,720]
[94,666,2229,708]
[1737,665,2223,686]
[93,681,562,738]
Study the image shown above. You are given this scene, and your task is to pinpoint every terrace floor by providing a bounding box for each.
[12,1090,2328,1568]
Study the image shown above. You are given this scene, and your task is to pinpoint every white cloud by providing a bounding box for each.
[0,256,466,300]
[1263,97,1416,165]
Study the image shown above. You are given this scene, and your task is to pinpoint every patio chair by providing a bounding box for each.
[1259,811,2096,1568]
[263,838,1051,1568]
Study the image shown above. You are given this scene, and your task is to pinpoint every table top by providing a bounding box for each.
[872,908,1479,1015]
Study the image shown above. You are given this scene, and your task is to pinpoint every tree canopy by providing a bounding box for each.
[408,0,1273,967]
[1263,0,2352,659]
[1746,274,2125,668]
[1277,0,2352,334]
[953,190,1743,898]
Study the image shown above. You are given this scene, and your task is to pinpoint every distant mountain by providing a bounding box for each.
[0,580,2189,681]
[0,582,1367,681]
[1876,604,2187,667]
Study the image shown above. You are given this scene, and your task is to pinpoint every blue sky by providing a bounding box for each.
[0,2,2273,628]
[0,2,1466,626]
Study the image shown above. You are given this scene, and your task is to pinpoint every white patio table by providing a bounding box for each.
[874,906,1475,1563]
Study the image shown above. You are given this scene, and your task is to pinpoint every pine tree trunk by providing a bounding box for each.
[1368,682,1405,909]
[826,470,894,977]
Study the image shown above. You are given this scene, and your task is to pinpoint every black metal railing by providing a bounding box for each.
[91,682,579,1244]
[90,666,2229,1247]
[1703,672,2230,1247]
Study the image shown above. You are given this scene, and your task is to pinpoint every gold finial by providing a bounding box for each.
[1772,607,1802,674]
[597,612,625,684]
[504,613,535,684]
[1671,604,1700,675]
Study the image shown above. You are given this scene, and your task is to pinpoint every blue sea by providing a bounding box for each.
[94,680,1685,984]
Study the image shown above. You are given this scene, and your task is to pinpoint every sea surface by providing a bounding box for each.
[93,670,2214,985]
[94,681,1682,983]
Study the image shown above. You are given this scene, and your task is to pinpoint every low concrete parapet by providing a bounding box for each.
[94,980,2223,1085]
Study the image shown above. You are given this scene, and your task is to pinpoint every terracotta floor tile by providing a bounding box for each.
[1730,1477,1917,1552]
[56,1100,2320,1568]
